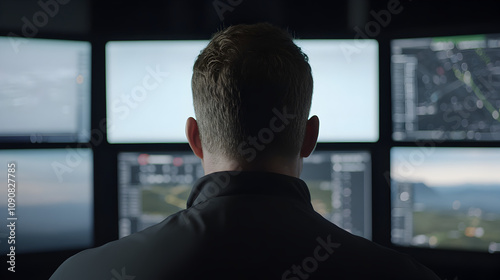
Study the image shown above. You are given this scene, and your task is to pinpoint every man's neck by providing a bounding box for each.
[201,153,302,178]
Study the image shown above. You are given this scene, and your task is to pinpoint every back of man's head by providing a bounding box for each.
[192,23,313,164]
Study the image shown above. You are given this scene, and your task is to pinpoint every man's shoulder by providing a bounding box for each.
[50,234,143,279]
[50,201,441,280]
[50,213,193,279]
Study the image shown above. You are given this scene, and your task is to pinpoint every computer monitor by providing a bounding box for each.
[391,34,500,141]
[118,150,371,240]
[391,147,500,253]
[296,39,379,142]
[106,40,208,143]
[106,39,379,143]
[118,151,204,237]
[0,37,91,143]
[302,150,372,239]
[0,149,93,254]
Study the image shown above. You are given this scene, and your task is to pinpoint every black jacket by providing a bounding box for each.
[50,171,440,279]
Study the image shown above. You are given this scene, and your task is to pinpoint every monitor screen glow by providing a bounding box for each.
[0,37,91,143]
[0,149,93,254]
[118,150,372,240]
[391,34,500,141]
[391,147,500,253]
[296,39,379,142]
[106,39,379,143]
[106,41,208,143]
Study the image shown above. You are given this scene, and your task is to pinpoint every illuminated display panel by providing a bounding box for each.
[0,149,93,254]
[118,150,371,239]
[0,37,91,143]
[391,147,500,253]
[106,41,208,143]
[392,34,500,141]
[106,39,379,143]
[296,39,379,142]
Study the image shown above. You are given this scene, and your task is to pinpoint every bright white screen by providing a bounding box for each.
[106,41,208,143]
[106,39,379,143]
[0,37,91,143]
[296,39,379,142]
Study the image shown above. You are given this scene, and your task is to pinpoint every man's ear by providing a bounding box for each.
[186,117,203,159]
[300,115,319,158]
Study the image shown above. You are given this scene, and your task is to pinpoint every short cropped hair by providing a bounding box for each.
[192,23,313,163]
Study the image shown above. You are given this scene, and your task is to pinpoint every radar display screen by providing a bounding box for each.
[392,34,500,141]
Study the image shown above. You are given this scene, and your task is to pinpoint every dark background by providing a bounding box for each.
[3,0,500,37]
[1,0,500,279]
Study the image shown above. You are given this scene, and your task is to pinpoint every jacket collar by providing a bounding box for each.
[186,171,312,209]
